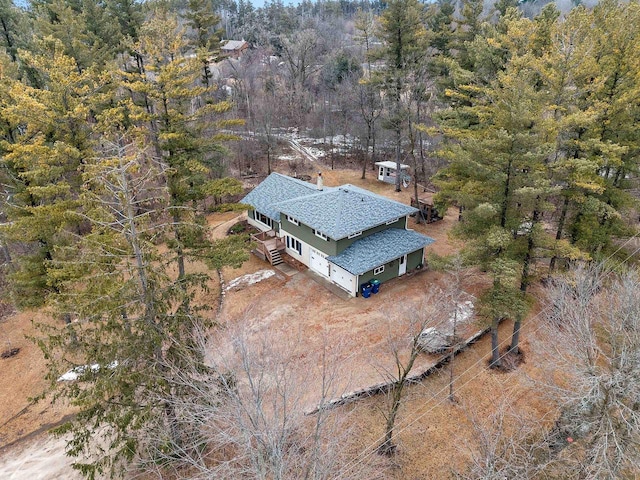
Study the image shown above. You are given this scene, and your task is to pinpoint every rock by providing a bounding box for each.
[418,328,452,353]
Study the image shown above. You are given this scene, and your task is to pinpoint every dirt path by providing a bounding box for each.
[208,211,247,240]
[0,432,79,480]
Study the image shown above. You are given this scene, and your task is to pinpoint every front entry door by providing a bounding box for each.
[398,254,407,276]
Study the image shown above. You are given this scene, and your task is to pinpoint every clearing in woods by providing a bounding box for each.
[0,169,554,479]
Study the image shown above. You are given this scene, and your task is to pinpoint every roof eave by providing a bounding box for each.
[333,213,416,241]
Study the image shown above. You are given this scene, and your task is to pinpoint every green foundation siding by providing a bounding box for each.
[358,259,400,289]
[357,248,425,291]
[281,217,338,255]
[407,249,424,270]
[335,217,406,254]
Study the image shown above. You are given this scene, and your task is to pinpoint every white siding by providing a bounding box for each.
[280,228,310,266]
[330,263,357,297]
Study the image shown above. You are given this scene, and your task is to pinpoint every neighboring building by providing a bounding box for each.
[242,173,435,297]
[375,161,410,185]
[220,40,249,58]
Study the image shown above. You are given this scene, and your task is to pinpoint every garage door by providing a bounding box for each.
[309,248,330,278]
[330,264,355,295]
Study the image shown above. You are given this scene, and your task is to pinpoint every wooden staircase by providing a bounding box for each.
[251,230,286,266]
[268,248,283,266]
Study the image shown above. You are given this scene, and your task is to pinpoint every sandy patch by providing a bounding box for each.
[224,269,276,291]
[0,433,78,480]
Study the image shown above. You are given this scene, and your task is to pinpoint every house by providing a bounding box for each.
[220,40,249,59]
[242,173,435,297]
[375,161,410,185]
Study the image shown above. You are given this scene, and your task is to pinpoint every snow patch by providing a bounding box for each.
[300,146,327,159]
[277,154,300,161]
[58,361,118,382]
[449,300,474,326]
[225,269,276,292]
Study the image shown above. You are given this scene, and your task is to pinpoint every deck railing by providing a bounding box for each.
[251,230,285,263]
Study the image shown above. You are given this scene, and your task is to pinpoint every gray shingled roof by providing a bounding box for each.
[241,173,325,222]
[222,40,248,51]
[275,185,417,240]
[327,229,435,275]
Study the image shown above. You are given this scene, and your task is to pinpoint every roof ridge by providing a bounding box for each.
[264,181,417,239]
[340,184,411,208]
[275,186,333,205]
[270,172,316,187]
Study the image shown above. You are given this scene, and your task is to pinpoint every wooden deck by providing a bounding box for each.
[251,230,285,265]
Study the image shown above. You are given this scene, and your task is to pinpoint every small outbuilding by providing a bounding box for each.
[375,161,410,185]
[411,195,443,223]
[220,40,249,59]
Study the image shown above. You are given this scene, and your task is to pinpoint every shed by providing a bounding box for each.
[220,40,249,58]
[411,195,442,223]
[375,161,410,185]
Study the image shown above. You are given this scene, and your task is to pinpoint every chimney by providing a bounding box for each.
[317,172,323,191]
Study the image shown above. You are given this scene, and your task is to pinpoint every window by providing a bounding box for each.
[373,265,385,275]
[348,231,362,239]
[313,229,329,241]
[386,218,399,225]
[286,215,299,226]
[287,236,302,255]
[256,212,272,229]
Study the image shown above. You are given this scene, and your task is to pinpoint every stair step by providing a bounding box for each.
[268,249,283,265]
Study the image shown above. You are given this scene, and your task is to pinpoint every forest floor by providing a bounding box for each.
[0,166,556,479]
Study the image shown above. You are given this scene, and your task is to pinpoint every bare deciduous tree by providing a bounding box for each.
[455,401,553,480]
[542,265,640,479]
[140,323,369,480]
[280,28,325,121]
[376,290,453,455]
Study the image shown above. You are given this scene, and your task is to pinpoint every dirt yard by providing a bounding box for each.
[0,167,555,479]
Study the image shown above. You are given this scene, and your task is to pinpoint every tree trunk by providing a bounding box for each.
[164,398,182,448]
[133,53,162,159]
[500,154,514,229]
[380,384,402,455]
[371,127,377,169]
[120,308,132,335]
[1,17,16,62]
[0,240,13,268]
[549,195,570,273]
[414,178,422,224]
[379,333,421,456]
[330,136,335,170]
[395,127,402,192]
[418,130,426,177]
[267,142,272,175]
[511,207,539,354]
[490,316,501,368]
[361,124,371,180]
[449,309,457,402]
[120,160,155,324]
[172,210,186,286]
[510,316,522,355]
[202,61,211,88]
